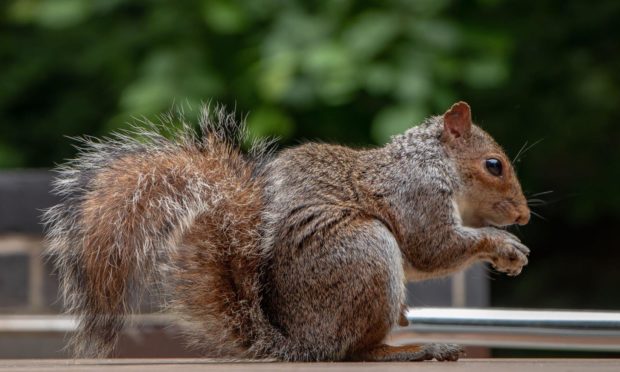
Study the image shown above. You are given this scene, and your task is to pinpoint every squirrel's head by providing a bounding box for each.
[441,101,530,228]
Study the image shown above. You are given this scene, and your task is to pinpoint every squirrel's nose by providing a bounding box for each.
[515,208,531,225]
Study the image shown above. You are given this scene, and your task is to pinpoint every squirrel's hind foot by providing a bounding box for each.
[353,343,463,362]
[421,343,465,361]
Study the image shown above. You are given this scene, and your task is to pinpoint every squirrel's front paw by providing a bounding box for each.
[482,228,530,276]
[485,233,529,276]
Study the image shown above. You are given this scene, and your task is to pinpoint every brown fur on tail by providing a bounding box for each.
[169,138,286,358]
[43,107,282,357]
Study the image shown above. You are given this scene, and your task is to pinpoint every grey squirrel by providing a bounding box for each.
[44,101,530,361]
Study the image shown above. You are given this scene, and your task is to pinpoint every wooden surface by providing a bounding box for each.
[0,359,619,371]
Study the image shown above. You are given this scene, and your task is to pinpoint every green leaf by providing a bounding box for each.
[371,105,427,144]
[395,69,432,102]
[0,143,24,168]
[9,0,91,28]
[302,42,358,104]
[258,51,297,102]
[202,0,248,34]
[364,63,396,95]
[343,11,400,59]
[463,57,509,89]
[400,0,452,15]
[409,19,460,51]
[246,106,294,140]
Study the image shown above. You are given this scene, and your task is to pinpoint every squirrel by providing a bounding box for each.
[44,101,530,362]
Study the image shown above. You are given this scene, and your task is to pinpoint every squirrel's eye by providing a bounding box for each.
[485,158,503,176]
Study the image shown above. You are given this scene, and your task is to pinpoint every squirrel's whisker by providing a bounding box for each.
[512,140,529,164]
[527,198,547,206]
[513,138,544,164]
[527,190,554,197]
[529,210,547,221]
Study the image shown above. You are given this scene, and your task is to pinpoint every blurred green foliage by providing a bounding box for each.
[1,0,510,154]
[2,0,620,309]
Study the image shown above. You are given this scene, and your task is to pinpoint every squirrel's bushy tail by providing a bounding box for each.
[44,106,285,358]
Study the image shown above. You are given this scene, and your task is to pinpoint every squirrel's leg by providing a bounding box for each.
[354,343,463,362]
[405,224,529,280]
[398,303,409,327]
[267,217,408,361]
[400,191,530,280]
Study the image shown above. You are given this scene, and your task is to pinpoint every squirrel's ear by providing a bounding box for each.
[443,101,472,139]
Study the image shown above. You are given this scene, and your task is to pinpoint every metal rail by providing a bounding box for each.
[1,308,619,351]
[394,308,620,351]
[0,314,167,333]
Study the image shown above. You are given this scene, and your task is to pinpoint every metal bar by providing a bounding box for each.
[1,309,620,351]
[405,308,620,329]
[393,308,620,351]
[0,314,170,333]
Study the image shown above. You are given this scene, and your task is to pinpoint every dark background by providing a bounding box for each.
[1,0,619,314]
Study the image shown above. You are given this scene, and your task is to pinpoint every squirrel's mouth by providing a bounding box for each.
[456,199,517,229]
[482,218,513,229]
